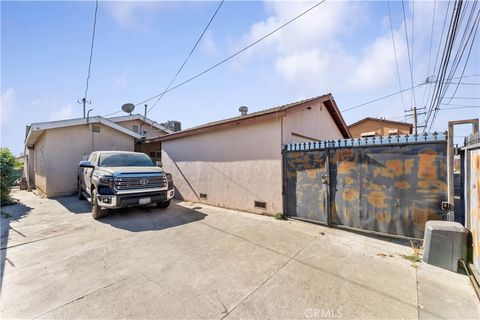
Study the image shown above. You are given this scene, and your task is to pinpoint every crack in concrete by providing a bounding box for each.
[199,221,293,259]
[140,271,164,289]
[1,226,89,250]
[220,242,312,319]
[415,267,420,320]
[99,240,126,281]
[140,272,228,317]
[32,278,125,319]
[100,241,110,271]
[214,290,228,315]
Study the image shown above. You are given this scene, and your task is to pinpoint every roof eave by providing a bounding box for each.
[150,94,350,142]
[108,114,174,134]
[24,116,143,147]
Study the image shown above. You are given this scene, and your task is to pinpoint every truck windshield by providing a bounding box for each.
[98,153,154,167]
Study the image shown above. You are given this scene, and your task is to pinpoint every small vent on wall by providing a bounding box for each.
[199,193,207,199]
[254,201,267,209]
[91,125,101,133]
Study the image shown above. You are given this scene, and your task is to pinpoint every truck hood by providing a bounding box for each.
[97,166,165,176]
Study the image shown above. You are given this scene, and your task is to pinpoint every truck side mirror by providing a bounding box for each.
[79,161,94,168]
[156,161,163,167]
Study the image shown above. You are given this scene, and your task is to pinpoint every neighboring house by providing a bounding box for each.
[107,114,175,164]
[152,94,351,215]
[348,117,413,138]
[24,114,171,197]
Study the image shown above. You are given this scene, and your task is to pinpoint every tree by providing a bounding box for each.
[1,148,19,205]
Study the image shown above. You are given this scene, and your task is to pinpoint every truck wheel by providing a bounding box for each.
[77,180,85,200]
[91,188,107,219]
[156,199,171,209]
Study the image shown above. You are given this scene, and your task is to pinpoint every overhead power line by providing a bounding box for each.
[147,0,225,113]
[341,79,475,113]
[83,0,99,100]
[420,0,437,108]
[424,0,464,132]
[443,7,480,105]
[401,0,417,107]
[423,0,452,115]
[341,82,426,113]
[134,0,327,107]
[442,96,480,99]
[386,1,407,111]
[78,0,99,118]
[440,103,480,108]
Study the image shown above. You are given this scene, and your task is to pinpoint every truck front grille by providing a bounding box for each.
[114,175,167,190]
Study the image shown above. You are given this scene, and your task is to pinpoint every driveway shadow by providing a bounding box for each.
[53,196,90,214]
[97,204,207,232]
[1,201,33,292]
[53,196,207,232]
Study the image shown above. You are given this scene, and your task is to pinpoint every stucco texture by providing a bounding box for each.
[33,124,135,197]
[162,101,344,214]
[115,119,166,139]
[349,119,412,138]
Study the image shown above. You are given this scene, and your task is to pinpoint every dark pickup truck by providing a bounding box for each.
[78,151,174,219]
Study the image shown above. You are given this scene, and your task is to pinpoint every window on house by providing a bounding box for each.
[360,131,376,137]
[200,193,207,199]
[149,152,156,158]
[156,151,162,158]
[133,125,139,133]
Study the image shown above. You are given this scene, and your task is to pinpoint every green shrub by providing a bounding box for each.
[1,148,19,205]
[274,212,286,220]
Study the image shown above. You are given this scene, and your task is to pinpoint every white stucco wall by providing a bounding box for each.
[35,124,135,197]
[162,118,284,214]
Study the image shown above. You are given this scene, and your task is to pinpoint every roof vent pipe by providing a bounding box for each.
[239,106,248,116]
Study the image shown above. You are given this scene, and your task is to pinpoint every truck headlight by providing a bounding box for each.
[166,173,173,189]
[99,175,114,185]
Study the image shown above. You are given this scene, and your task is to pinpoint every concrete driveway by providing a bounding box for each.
[1,189,478,319]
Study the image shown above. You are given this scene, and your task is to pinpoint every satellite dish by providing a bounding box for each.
[121,103,135,115]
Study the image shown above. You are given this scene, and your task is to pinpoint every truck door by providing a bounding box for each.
[84,152,97,194]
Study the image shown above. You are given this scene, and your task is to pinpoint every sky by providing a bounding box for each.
[1,0,479,155]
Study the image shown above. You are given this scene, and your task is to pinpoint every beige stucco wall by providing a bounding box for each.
[349,119,412,138]
[33,132,48,195]
[282,100,344,144]
[162,119,284,214]
[115,119,167,139]
[35,123,135,197]
[162,103,345,215]
[26,148,35,190]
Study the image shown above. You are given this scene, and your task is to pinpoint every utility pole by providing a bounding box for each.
[412,106,417,135]
[140,104,148,136]
[77,98,91,118]
[405,106,426,134]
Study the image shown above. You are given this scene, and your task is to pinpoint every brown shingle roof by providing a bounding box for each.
[150,94,351,142]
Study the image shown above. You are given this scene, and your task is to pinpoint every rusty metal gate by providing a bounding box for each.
[284,150,329,224]
[283,133,448,238]
[463,132,480,271]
